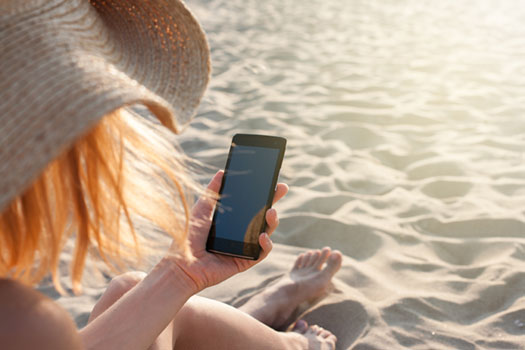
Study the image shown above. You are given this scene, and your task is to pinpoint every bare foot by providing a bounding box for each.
[239,247,342,330]
[287,319,337,350]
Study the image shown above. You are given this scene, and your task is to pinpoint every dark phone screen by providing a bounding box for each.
[214,144,280,244]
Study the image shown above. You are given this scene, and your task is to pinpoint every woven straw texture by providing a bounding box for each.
[0,0,211,212]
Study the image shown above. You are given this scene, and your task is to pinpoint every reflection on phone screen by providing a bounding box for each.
[214,145,279,245]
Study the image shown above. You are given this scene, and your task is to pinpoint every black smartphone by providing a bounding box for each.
[206,134,286,260]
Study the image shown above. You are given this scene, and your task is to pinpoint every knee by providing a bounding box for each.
[177,296,217,325]
[107,271,147,296]
[88,271,147,324]
[172,296,206,342]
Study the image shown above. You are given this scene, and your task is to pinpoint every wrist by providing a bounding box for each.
[156,256,201,296]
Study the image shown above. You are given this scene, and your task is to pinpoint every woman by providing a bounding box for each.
[0,0,342,349]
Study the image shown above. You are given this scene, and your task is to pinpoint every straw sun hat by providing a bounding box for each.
[0,0,211,212]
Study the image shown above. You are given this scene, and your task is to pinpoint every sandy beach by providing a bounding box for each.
[42,0,525,348]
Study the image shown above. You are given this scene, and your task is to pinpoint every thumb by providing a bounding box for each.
[192,170,223,221]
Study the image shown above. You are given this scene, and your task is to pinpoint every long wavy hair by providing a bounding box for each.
[0,108,201,293]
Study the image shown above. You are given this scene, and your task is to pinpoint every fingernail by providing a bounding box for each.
[263,232,272,245]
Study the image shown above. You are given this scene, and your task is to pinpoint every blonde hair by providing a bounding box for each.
[0,108,201,293]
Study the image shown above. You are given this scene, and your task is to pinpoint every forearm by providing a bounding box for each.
[80,257,198,350]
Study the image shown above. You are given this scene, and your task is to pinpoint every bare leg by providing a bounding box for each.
[172,295,335,350]
[87,249,341,349]
[171,247,342,349]
[86,271,173,350]
[239,247,343,329]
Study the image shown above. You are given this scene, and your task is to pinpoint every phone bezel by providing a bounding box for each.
[206,134,286,260]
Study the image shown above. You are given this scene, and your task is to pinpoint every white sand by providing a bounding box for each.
[42,0,525,348]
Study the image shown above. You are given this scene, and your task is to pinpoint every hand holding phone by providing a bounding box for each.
[166,165,287,292]
[166,136,288,293]
[206,134,286,260]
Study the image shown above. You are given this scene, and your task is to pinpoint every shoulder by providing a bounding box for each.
[0,279,83,350]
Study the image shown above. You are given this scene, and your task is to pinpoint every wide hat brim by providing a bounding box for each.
[0,0,211,211]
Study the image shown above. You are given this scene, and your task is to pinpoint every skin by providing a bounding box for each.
[239,247,343,330]
[85,247,342,350]
[1,171,342,349]
[0,279,83,350]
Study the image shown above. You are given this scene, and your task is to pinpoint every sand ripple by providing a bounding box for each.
[37,1,525,348]
[181,0,525,348]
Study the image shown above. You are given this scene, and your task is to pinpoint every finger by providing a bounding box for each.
[272,183,289,205]
[257,233,273,261]
[265,208,279,236]
[207,170,224,193]
[191,170,223,220]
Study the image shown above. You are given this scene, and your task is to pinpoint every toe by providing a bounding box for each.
[310,325,320,334]
[312,249,323,264]
[308,250,321,267]
[294,253,306,269]
[292,320,309,333]
[320,329,333,338]
[303,251,314,267]
[325,250,343,275]
[315,247,331,269]
[296,252,308,269]
[327,335,337,348]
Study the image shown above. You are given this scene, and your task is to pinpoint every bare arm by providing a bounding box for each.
[0,279,83,350]
[80,258,197,350]
[80,171,288,349]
